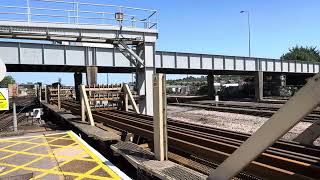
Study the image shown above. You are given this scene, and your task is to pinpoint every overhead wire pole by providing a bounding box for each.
[26,0,31,23]
[240,10,251,57]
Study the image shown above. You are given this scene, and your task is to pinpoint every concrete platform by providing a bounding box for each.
[111,141,206,180]
[0,131,130,180]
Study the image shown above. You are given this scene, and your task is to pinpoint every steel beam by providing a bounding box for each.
[123,83,139,113]
[208,72,320,180]
[115,40,145,67]
[0,41,319,75]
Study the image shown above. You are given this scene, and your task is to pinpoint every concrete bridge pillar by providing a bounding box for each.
[86,66,98,86]
[136,43,155,115]
[74,72,82,101]
[207,74,215,99]
[255,71,263,101]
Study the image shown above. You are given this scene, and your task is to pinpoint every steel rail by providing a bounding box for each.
[170,102,320,123]
[93,112,320,179]
[111,110,320,162]
[59,100,320,179]
[62,99,320,159]
[89,111,314,179]
[0,97,36,130]
[98,110,320,167]
[62,99,320,157]
[198,101,320,116]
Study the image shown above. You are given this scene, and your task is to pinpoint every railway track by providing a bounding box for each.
[169,101,320,123]
[58,100,320,180]
[0,96,36,131]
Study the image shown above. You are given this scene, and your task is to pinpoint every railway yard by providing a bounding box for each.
[167,104,318,145]
[47,98,320,179]
[1,90,319,180]
[0,97,37,134]
[0,0,320,179]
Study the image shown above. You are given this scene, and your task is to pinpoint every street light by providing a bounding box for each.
[240,10,251,57]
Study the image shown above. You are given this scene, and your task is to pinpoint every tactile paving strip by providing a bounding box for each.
[0,131,121,180]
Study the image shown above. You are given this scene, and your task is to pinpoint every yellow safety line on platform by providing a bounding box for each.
[0,136,44,161]
[67,131,121,180]
[0,156,45,176]
[0,132,121,179]
[0,134,75,177]
[0,136,72,142]
[0,135,71,161]
[0,162,114,180]
[0,132,69,141]
[0,147,96,160]
[1,140,66,148]
[32,133,88,179]
[75,165,102,180]
[32,152,88,179]
[0,136,42,152]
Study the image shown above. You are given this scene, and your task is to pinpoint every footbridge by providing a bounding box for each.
[1,41,319,75]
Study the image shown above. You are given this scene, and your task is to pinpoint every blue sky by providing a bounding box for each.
[6,0,320,85]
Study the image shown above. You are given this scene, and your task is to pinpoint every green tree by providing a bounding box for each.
[281,46,320,62]
[0,76,16,88]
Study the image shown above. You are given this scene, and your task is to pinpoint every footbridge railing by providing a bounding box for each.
[0,0,158,29]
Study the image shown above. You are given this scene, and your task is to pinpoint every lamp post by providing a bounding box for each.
[240,10,251,57]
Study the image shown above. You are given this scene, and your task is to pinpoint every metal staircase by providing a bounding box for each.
[114,40,145,67]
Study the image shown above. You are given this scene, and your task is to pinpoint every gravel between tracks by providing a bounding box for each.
[167,105,320,146]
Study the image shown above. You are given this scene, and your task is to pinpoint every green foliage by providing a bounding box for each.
[0,76,16,88]
[281,46,320,62]
[167,76,207,86]
[166,75,243,86]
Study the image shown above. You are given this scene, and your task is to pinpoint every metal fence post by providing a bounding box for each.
[44,85,48,103]
[13,101,17,132]
[80,84,85,122]
[57,84,61,109]
[39,84,42,101]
